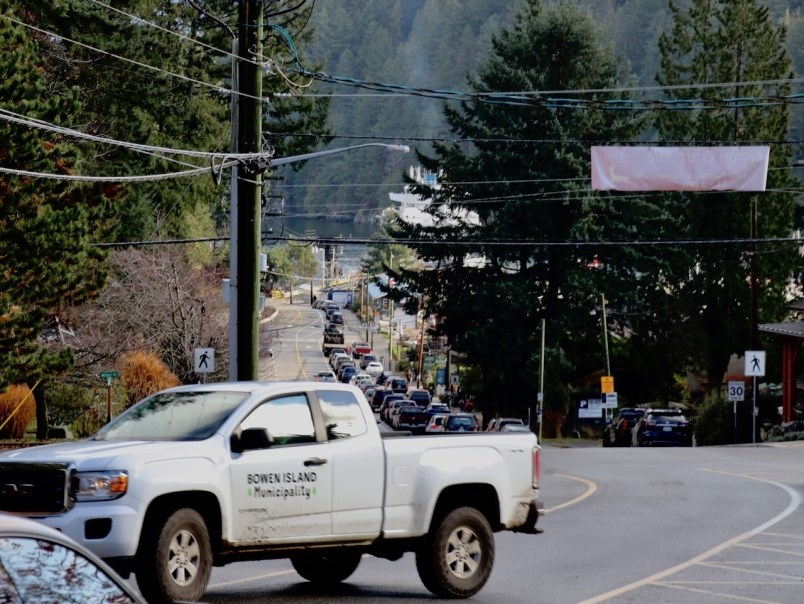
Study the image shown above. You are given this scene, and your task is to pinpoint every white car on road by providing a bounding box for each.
[365,361,384,378]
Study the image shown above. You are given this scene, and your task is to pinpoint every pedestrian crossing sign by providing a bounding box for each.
[744,350,765,377]
[195,347,215,373]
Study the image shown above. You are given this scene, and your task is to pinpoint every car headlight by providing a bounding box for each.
[74,471,128,501]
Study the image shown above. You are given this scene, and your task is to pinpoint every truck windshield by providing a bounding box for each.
[93,391,248,441]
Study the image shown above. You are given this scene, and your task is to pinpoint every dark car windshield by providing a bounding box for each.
[93,391,248,441]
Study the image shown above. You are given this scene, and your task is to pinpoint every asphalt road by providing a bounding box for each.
[200,300,804,603]
[198,442,804,604]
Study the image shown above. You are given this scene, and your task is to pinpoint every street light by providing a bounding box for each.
[229,143,409,381]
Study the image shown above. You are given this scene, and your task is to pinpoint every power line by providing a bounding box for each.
[93,233,804,249]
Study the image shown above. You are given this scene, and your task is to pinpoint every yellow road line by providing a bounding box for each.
[542,474,597,514]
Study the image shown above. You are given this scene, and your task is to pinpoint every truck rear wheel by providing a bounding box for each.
[136,508,212,603]
[416,506,495,598]
[291,550,362,584]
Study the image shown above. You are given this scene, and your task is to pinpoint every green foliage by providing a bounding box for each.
[656,0,798,385]
[264,242,319,289]
[694,391,753,445]
[0,4,113,392]
[386,0,651,418]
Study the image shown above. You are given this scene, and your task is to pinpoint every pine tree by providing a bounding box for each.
[656,0,797,386]
[385,0,653,417]
[0,2,114,433]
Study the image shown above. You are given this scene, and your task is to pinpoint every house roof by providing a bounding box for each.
[759,322,804,339]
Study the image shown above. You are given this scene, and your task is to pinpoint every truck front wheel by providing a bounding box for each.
[416,506,495,598]
[136,508,212,603]
[291,550,362,584]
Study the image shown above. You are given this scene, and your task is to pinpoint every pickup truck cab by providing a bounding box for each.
[0,382,540,603]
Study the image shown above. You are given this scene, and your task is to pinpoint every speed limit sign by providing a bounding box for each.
[727,380,745,402]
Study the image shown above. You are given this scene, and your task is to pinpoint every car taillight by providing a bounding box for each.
[621,419,629,431]
[532,446,541,487]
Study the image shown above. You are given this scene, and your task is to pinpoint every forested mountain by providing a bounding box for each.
[276,0,804,221]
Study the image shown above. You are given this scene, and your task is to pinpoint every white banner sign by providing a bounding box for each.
[591,146,769,192]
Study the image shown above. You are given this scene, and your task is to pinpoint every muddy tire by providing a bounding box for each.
[416,506,495,598]
[291,550,362,584]
[136,508,212,603]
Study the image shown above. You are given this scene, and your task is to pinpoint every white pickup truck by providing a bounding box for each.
[0,382,541,603]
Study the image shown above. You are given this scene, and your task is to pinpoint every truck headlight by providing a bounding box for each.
[74,471,128,501]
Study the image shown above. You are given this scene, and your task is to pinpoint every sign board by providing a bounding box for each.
[99,370,119,380]
[727,381,746,402]
[603,392,618,408]
[423,354,438,371]
[194,347,215,373]
[436,368,446,385]
[601,376,614,393]
[578,399,603,418]
[744,350,766,377]
[451,374,460,386]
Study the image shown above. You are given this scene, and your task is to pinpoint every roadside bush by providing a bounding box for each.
[694,391,753,445]
[45,381,110,438]
[121,351,181,408]
[0,385,36,439]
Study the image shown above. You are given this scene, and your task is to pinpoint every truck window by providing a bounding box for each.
[317,390,367,441]
[240,394,316,446]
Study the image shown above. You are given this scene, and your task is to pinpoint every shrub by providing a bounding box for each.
[695,391,754,446]
[121,351,181,408]
[0,385,36,439]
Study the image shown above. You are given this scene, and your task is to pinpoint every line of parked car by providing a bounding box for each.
[602,407,693,447]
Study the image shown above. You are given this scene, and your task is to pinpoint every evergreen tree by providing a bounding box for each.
[656,0,797,386]
[0,2,114,432]
[385,0,654,417]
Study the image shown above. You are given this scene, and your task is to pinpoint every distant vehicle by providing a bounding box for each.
[352,342,372,359]
[486,418,525,432]
[314,371,336,383]
[425,403,450,416]
[365,361,384,378]
[329,312,345,325]
[330,353,351,371]
[349,374,375,390]
[425,414,449,433]
[390,377,408,394]
[390,401,419,429]
[338,365,358,383]
[322,328,345,356]
[394,405,430,433]
[0,513,146,603]
[360,353,378,369]
[603,408,645,447]
[370,388,393,412]
[500,424,532,433]
[445,413,479,432]
[381,396,409,424]
[632,409,692,447]
[325,304,341,320]
[406,388,432,407]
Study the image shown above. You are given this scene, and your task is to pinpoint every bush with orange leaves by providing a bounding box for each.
[121,351,181,409]
[0,385,36,439]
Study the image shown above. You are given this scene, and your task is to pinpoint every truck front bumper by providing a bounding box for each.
[32,498,143,562]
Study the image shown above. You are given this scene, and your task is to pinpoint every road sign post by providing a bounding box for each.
[727,381,745,444]
[744,351,765,446]
[98,370,119,423]
[195,348,216,383]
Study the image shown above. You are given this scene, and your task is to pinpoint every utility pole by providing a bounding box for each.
[230,0,264,381]
[388,252,394,372]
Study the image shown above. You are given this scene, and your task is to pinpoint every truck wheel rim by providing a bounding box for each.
[445,526,482,579]
[167,529,201,586]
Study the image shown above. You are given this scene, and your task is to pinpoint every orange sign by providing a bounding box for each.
[601,376,614,393]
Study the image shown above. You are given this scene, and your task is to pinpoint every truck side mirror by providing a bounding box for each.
[231,427,274,453]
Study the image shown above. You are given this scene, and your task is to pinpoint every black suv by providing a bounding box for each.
[390,378,408,394]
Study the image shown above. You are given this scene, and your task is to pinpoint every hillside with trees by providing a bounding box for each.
[277,0,804,221]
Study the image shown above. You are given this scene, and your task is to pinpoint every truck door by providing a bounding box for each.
[314,389,384,538]
[229,393,333,543]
